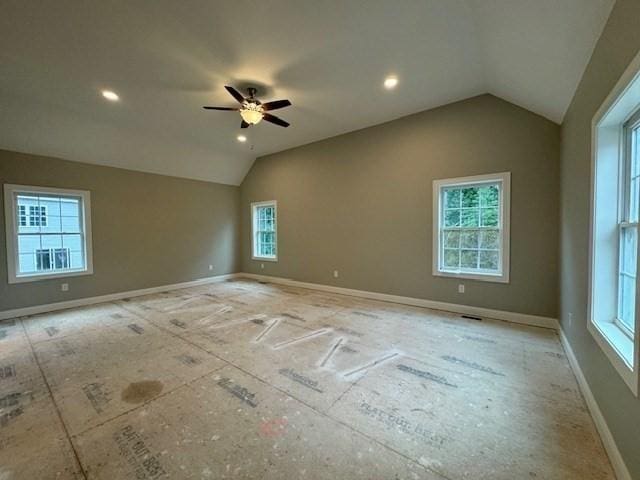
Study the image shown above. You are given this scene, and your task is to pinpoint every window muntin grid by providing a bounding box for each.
[617,117,640,335]
[15,193,86,275]
[440,182,501,274]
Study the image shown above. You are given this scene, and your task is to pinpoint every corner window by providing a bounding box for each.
[251,201,277,261]
[3,184,93,283]
[433,172,510,283]
[590,51,640,396]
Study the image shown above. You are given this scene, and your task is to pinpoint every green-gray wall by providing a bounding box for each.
[560,0,640,477]
[0,149,240,311]
[241,94,560,319]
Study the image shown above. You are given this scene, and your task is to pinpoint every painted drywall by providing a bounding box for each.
[0,149,240,311]
[560,0,640,477]
[241,94,560,319]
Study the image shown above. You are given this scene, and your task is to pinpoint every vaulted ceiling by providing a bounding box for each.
[0,0,614,185]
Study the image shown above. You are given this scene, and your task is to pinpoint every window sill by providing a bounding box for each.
[252,256,278,263]
[588,319,637,396]
[10,268,93,284]
[433,269,509,284]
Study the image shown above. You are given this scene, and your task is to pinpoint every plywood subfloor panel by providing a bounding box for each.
[0,279,615,479]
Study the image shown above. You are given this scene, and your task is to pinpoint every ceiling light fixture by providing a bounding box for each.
[384,76,398,90]
[237,134,247,143]
[101,90,119,101]
[239,101,263,125]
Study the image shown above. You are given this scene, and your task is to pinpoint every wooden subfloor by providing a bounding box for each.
[0,279,615,479]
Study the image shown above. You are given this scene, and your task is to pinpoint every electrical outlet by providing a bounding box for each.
[61,283,69,292]
[333,270,339,278]
[568,312,573,325]
[458,284,465,294]
[261,263,265,269]
[208,264,213,271]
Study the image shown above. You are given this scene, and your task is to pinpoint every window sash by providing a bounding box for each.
[616,117,640,335]
[438,182,503,275]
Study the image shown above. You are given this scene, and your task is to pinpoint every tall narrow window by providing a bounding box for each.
[4,184,93,283]
[618,112,640,336]
[590,52,640,396]
[251,201,277,261]
[433,173,510,283]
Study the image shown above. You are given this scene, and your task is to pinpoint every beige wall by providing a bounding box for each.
[0,150,240,311]
[241,94,560,318]
[560,0,640,477]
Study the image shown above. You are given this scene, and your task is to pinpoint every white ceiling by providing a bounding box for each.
[0,0,614,185]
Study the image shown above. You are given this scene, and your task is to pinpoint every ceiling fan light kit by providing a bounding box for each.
[240,102,263,125]
[204,86,291,128]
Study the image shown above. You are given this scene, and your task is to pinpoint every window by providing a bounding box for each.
[4,184,93,283]
[590,50,640,396]
[618,111,640,337]
[433,172,510,283]
[29,205,47,227]
[251,201,277,261]
[18,205,27,226]
[35,248,70,271]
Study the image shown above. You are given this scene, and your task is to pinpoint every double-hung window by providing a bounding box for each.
[4,184,93,283]
[618,111,640,338]
[251,201,277,261]
[433,172,510,283]
[590,51,640,396]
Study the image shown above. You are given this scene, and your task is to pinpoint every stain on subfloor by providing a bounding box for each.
[121,381,163,404]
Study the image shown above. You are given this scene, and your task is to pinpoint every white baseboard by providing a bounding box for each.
[559,329,631,480]
[239,273,558,330]
[0,273,240,321]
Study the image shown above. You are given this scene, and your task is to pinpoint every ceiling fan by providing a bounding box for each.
[203,86,292,128]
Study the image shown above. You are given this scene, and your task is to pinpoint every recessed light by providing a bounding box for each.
[237,135,247,143]
[101,90,119,101]
[384,76,398,90]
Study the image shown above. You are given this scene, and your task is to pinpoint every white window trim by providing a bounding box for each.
[251,200,278,262]
[4,184,94,284]
[432,172,511,284]
[589,48,640,397]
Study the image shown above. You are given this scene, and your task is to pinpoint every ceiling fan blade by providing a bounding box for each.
[261,99,291,111]
[225,86,246,104]
[203,106,238,111]
[263,113,290,127]
[241,120,250,128]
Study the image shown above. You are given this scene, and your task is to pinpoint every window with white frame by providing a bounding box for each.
[35,247,70,271]
[590,50,640,396]
[251,201,277,261]
[29,205,47,227]
[433,172,510,283]
[618,110,640,338]
[4,184,93,283]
